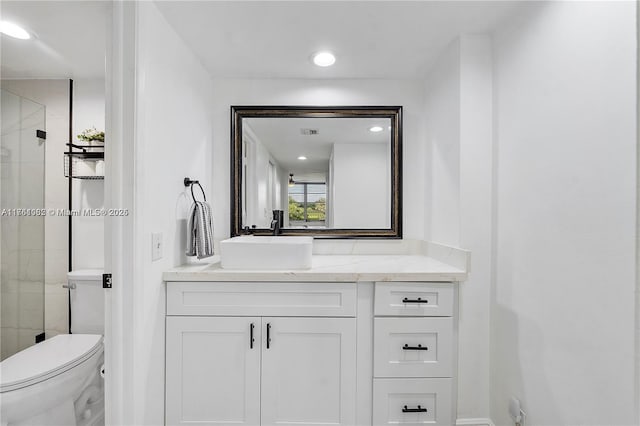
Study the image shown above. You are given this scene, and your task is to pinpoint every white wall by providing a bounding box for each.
[458,36,494,424]
[424,40,461,246]
[423,35,494,422]
[490,2,637,425]
[210,79,425,240]
[332,143,389,228]
[72,78,105,270]
[128,3,213,424]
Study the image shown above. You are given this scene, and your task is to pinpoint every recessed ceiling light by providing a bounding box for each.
[369,126,383,133]
[313,51,336,67]
[0,21,30,40]
[297,156,307,160]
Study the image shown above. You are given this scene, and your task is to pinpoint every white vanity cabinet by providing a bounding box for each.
[165,278,459,426]
[372,282,456,426]
[165,282,357,426]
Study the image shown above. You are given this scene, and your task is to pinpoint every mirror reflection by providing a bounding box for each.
[231,106,402,238]
[242,116,391,230]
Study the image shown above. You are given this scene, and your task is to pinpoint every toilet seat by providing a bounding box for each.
[0,334,103,393]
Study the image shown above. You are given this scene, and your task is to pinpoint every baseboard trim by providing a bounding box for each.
[456,418,496,426]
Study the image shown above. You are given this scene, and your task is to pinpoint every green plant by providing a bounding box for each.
[77,127,105,143]
[288,196,304,220]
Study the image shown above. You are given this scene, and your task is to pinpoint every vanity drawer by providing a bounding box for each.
[372,378,452,426]
[374,317,453,378]
[374,282,453,317]
[167,281,356,317]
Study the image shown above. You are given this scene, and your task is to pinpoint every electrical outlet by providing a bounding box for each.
[519,409,527,426]
[152,232,163,261]
[509,397,522,423]
[509,397,526,426]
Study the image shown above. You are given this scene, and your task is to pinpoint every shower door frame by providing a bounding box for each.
[0,89,47,360]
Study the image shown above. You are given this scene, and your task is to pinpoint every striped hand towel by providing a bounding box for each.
[186,201,214,259]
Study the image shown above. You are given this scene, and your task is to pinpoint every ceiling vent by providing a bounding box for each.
[300,128,319,135]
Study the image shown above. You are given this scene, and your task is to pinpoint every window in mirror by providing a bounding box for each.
[288,182,327,227]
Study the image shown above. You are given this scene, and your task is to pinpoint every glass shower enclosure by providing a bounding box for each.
[1,89,46,360]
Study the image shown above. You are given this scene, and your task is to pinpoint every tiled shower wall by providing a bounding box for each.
[0,89,46,359]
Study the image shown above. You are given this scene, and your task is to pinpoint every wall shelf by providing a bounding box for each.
[64,145,104,180]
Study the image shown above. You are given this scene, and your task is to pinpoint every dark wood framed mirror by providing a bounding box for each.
[231,106,402,238]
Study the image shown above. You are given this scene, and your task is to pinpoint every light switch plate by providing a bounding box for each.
[152,232,163,261]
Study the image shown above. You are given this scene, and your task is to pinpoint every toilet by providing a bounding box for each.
[0,270,105,426]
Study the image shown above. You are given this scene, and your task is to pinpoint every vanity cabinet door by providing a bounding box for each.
[166,317,261,426]
[260,317,356,426]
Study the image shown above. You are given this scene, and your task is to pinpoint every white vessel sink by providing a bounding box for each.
[220,236,313,270]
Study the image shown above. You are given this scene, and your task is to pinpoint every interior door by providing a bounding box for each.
[260,317,356,426]
[166,316,261,425]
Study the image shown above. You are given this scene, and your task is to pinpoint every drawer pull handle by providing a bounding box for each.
[402,297,428,304]
[403,344,428,351]
[250,323,255,349]
[402,405,427,413]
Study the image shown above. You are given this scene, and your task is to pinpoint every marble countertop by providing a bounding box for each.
[163,254,467,282]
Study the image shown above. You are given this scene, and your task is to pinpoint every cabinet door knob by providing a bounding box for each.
[402,405,427,413]
[403,344,428,351]
[402,297,427,304]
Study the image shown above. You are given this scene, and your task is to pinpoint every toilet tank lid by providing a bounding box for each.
[67,269,104,281]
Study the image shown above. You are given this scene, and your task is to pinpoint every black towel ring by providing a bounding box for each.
[184,177,206,202]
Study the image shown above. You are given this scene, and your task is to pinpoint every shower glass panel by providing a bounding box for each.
[1,89,46,360]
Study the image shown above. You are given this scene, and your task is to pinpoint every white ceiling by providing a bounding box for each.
[156,1,522,79]
[0,1,523,80]
[0,1,108,79]
[246,116,390,173]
